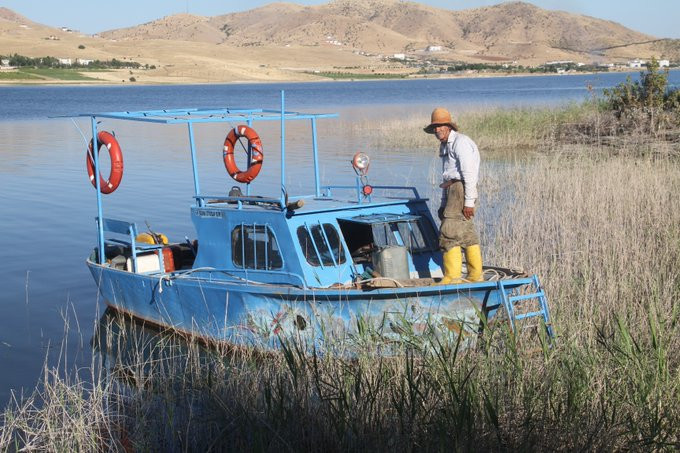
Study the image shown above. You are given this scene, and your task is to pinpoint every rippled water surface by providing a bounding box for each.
[1,71,678,407]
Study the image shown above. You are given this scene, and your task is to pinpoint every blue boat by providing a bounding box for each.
[81,92,553,352]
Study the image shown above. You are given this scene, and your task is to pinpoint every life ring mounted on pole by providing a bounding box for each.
[223,125,264,184]
[86,131,124,194]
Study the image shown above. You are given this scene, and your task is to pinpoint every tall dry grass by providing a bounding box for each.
[3,106,680,451]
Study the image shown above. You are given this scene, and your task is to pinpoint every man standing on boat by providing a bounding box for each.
[424,107,483,283]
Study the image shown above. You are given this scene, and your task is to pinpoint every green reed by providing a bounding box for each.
[349,102,601,153]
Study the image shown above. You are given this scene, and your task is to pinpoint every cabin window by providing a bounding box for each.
[297,223,347,267]
[231,223,283,270]
[371,219,437,253]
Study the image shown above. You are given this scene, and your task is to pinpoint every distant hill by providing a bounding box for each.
[99,0,665,64]
[0,6,35,24]
[1,1,677,85]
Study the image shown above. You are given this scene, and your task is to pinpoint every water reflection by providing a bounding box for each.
[92,307,221,388]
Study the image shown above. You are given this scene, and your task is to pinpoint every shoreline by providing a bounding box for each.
[0,67,662,88]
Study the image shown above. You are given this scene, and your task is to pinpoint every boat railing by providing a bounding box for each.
[196,195,285,210]
[321,184,423,203]
[183,267,308,288]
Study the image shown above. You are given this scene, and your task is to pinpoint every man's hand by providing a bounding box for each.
[462,206,474,220]
[439,180,453,189]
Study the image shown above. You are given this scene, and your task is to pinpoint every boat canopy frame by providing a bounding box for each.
[77,91,337,266]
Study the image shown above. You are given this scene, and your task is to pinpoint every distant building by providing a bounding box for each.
[628,59,646,68]
[58,58,72,66]
[393,53,406,60]
[545,60,574,66]
[426,45,442,52]
[659,59,670,67]
[76,58,93,66]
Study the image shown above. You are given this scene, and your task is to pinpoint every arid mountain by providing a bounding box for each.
[101,13,225,44]
[99,0,665,64]
[1,1,677,85]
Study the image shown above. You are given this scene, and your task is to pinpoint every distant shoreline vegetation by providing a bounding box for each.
[306,71,409,80]
[307,61,675,81]
[418,61,612,75]
[0,53,154,70]
[0,53,155,82]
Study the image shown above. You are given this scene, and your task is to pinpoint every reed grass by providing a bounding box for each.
[3,106,680,451]
[348,102,603,153]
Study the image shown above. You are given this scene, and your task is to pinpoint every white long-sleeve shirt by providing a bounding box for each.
[440,131,480,208]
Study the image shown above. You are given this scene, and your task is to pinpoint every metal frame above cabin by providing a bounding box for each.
[78,92,337,267]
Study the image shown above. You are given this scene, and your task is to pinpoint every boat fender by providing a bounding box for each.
[86,131,124,194]
[222,125,264,183]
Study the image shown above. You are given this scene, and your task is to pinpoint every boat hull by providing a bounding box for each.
[88,261,520,351]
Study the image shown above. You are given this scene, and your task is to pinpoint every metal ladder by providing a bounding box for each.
[497,275,555,340]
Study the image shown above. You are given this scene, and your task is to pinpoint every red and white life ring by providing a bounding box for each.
[222,125,264,184]
[86,131,124,194]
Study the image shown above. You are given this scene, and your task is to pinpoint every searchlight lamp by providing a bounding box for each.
[352,152,370,176]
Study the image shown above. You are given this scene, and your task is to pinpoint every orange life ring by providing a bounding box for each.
[222,125,264,184]
[86,131,124,194]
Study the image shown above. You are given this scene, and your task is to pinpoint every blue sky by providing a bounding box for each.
[2,0,678,39]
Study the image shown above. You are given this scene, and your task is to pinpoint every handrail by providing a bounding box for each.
[178,267,307,289]
[195,195,285,209]
[322,184,422,199]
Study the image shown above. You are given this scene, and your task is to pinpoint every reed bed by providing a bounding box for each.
[3,108,680,451]
[348,103,600,153]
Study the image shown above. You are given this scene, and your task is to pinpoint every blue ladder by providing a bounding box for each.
[497,275,555,340]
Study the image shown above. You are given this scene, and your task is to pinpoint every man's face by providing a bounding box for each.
[434,124,451,143]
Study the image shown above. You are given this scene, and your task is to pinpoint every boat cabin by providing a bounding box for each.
[189,194,442,288]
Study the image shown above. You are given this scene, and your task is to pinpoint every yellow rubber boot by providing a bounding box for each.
[439,246,463,285]
[465,244,484,282]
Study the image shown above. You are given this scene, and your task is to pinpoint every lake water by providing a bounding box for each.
[1,71,678,408]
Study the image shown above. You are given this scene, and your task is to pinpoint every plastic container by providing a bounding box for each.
[162,247,175,272]
[371,245,410,280]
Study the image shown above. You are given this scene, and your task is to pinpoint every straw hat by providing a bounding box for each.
[424,107,458,133]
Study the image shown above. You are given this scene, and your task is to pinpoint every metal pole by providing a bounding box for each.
[311,117,320,197]
[187,122,202,207]
[280,90,286,207]
[91,116,105,264]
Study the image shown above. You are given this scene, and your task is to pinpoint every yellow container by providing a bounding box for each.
[136,232,168,245]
